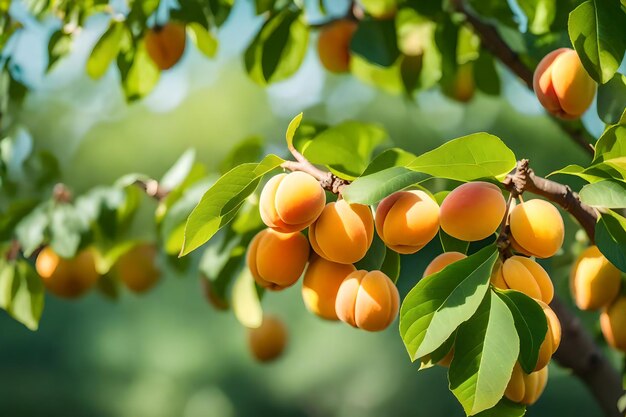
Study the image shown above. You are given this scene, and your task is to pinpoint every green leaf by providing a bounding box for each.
[497,290,548,373]
[355,233,387,271]
[468,0,517,27]
[547,164,615,183]
[440,229,470,254]
[342,167,429,205]
[597,73,626,124]
[161,149,197,190]
[400,245,498,360]
[568,0,626,84]
[473,398,526,417]
[124,40,161,101]
[474,51,500,95]
[49,203,88,258]
[580,180,626,208]
[362,148,418,175]
[187,22,218,58]
[180,154,284,256]
[594,125,626,166]
[449,291,519,415]
[419,331,456,370]
[47,29,72,71]
[286,112,303,149]
[518,0,557,34]
[87,21,128,80]
[232,268,263,328]
[219,137,263,174]
[350,18,400,67]
[0,259,44,331]
[595,210,626,272]
[409,133,516,181]
[380,249,401,283]
[15,202,51,257]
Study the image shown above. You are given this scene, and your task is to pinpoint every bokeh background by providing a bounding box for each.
[1,0,621,416]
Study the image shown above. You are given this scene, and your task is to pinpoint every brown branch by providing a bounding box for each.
[134,179,169,200]
[282,142,350,195]
[450,0,595,156]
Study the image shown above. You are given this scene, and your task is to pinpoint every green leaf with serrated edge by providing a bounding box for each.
[419,331,455,370]
[180,154,284,256]
[497,290,547,373]
[568,0,626,84]
[409,133,516,181]
[355,233,387,271]
[449,291,519,415]
[400,245,498,360]
[473,398,526,417]
[342,167,429,205]
[187,23,218,58]
[595,210,626,272]
[440,229,470,254]
[380,250,401,283]
[594,125,626,165]
[232,268,263,328]
[87,21,127,79]
[580,180,626,208]
[362,148,417,176]
[286,112,303,149]
[598,74,626,124]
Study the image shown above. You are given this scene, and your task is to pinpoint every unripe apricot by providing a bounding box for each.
[35,247,99,298]
[317,19,357,73]
[302,256,356,320]
[375,190,440,254]
[505,363,549,405]
[115,243,160,294]
[601,297,626,352]
[423,252,467,277]
[309,200,374,264]
[509,199,564,258]
[335,270,399,331]
[144,23,186,70]
[440,182,506,242]
[494,256,554,303]
[450,63,475,103]
[570,245,622,310]
[260,172,326,233]
[535,300,561,371]
[533,48,596,119]
[247,315,287,362]
[247,229,310,290]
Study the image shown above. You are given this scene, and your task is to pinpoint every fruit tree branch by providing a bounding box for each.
[134,178,169,200]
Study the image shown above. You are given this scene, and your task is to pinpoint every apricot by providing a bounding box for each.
[533,48,596,119]
[505,363,549,405]
[302,256,356,320]
[247,228,310,290]
[200,276,228,310]
[601,297,626,352]
[439,182,506,241]
[260,172,326,233]
[535,300,561,371]
[335,270,400,331]
[451,63,475,103]
[309,200,374,264]
[35,247,99,298]
[423,252,467,277]
[247,315,287,362]
[145,22,186,70]
[493,256,554,303]
[317,19,357,73]
[115,243,160,294]
[570,245,622,310]
[509,199,564,258]
[375,190,440,254]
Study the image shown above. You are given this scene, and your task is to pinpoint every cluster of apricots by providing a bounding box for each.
[34,243,161,299]
[144,23,187,70]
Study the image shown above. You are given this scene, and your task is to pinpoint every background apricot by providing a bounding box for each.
[570,245,622,310]
[509,199,564,258]
[535,300,561,371]
[335,270,399,332]
[533,48,596,119]
[309,200,374,264]
[115,243,161,293]
[35,247,99,298]
[439,182,506,241]
[145,23,187,70]
[247,315,287,362]
[496,256,554,303]
[302,257,356,320]
[260,172,326,233]
[505,363,548,405]
[601,297,626,352]
[375,190,440,254]
[317,20,357,73]
[247,229,310,290]
[423,252,467,277]
[200,276,229,310]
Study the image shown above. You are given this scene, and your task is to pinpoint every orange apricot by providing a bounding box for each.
[493,256,554,303]
[335,270,399,331]
[439,182,506,242]
[423,252,467,277]
[260,172,326,233]
[247,315,287,362]
[534,301,561,370]
[35,247,99,298]
[570,245,622,310]
[309,200,374,264]
[509,199,564,258]
[302,256,356,320]
[144,22,186,70]
[505,363,549,405]
[317,19,357,73]
[375,190,440,254]
[115,243,160,294]
[247,228,310,290]
[601,297,626,352]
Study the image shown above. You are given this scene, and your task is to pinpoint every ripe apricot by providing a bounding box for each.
[375,190,440,254]
[115,243,160,294]
[247,228,310,290]
[247,315,287,362]
[145,22,186,70]
[260,172,326,233]
[509,199,564,258]
[35,247,99,298]
[302,256,356,320]
[439,182,506,241]
[533,48,596,119]
[423,252,467,277]
[317,19,357,73]
[570,245,622,310]
[505,362,549,405]
[309,200,374,264]
[493,256,554,303]
[601,297,626,352]
[535,300,561,371]
[335,270,399,331]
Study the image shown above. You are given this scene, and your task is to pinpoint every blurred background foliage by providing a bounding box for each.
[0,0,623,416]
